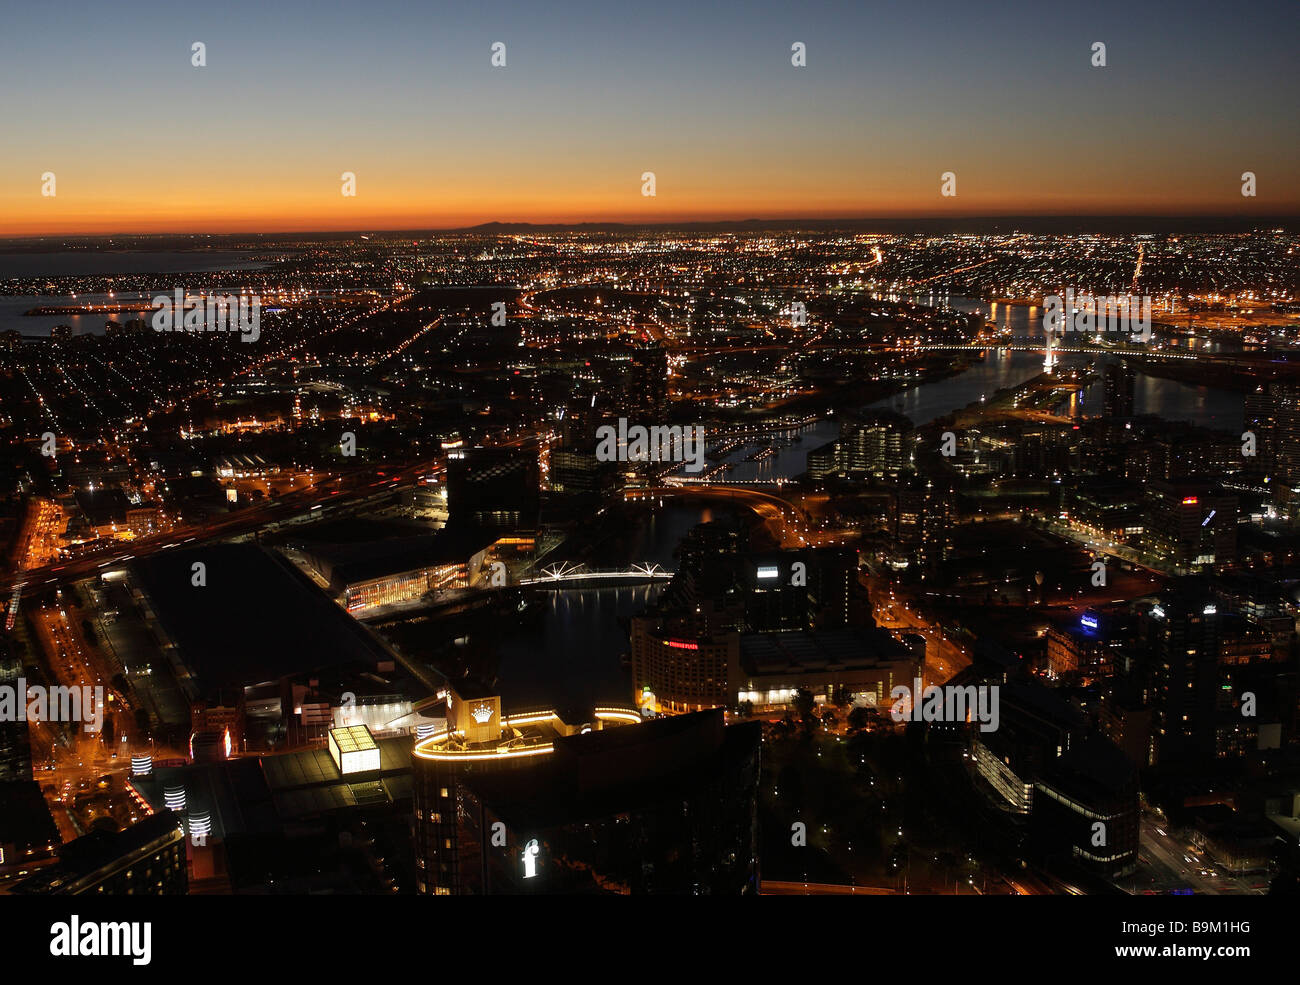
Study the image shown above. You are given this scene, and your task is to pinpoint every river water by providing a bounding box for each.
[494,502,719,710]
[869,295,1243,431]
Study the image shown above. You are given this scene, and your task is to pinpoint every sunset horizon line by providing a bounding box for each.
[3,210,1298,242]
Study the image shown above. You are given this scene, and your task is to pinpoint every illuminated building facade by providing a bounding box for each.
[630,624,919,714]
[1046,611,1130,684]
[412,683,643,895]
[415,703,760,894]
[343,560,469,612]
[629,631,736,712]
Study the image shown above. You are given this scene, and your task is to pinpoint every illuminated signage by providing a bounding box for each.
[756,566,780,580]
[522,839,540,879]
[664,639,699,650]
[471,704,494,725]
[1080,614,1099,630]
[1181,496,1199,505]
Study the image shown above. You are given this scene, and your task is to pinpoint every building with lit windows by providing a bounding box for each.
[413,699,759,894]
[446,446,539,530]
[890,472,954,572]
[1141,483,1237,572]
[1143,581,1276,765]
[0,649,32,782]
[411,682,644,894]
[630,623,920,714]
[973,683,1139,879]
[1046,610,1132,684]
[295,527,497,613]
[12,812,187,896]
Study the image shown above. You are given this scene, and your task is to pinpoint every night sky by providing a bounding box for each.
[2,0,1297,233]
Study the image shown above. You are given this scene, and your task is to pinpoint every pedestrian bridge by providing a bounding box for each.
[519,561,675,586]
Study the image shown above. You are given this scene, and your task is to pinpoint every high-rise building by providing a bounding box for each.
[1103,360,1137,418]
[973,683,1139,879]
[1271,385,1300,518]
[444,709,761,894]
[446,446,540,531]
[411,683,643,895]
[0,647,32,782]
[891,473,954,572]
[814,411,913,479]
[1243,384,1276,478]
[628,342,669,414]
[839,411,911,475]
[1144,582,1274,765]
[1142,482,1237,571]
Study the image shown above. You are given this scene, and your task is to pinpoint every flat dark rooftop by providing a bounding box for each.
[0,781,59,848]
[131,544,395,694]
[465,710,760,829]
[739,627,912,675]
[58,812,182,875]
[297,526,498,592]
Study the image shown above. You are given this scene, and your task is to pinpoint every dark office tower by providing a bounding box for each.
[891,473,954,572]
[1144,582,1271,766]
[1243,384,1275,477]
[628,341,668,415]
[12,812,188,895]
[446,446,539,531]
[0,647,32,782]
[415,699,760,895]
[802,547,862,630]
[1031,736,1140,879]
[550,411,616,495]
[0,781,59,873]
[1271,385,1300,519]
[1103,360,1137,418]
[1014,427,1073,478]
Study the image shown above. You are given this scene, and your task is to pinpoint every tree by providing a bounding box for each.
[848,705,873,731]
[792,688,816,722]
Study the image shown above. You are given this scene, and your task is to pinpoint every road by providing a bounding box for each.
[0,456,448,598]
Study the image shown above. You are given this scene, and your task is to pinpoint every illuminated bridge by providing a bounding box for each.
[519,561,675,586]
[909,338,1225,363]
